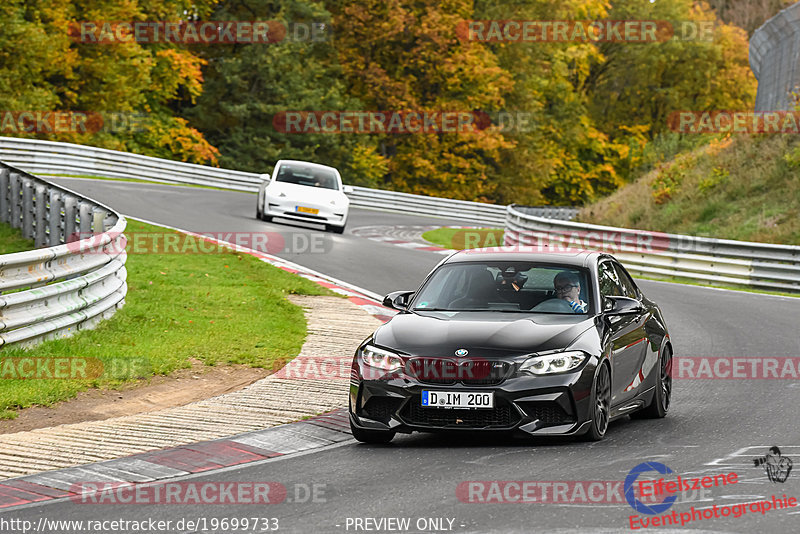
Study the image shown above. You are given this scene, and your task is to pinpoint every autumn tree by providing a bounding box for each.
[327,0,514,201]
[473,0,627,205]
[0,0,220,164]
[182,0,391,186]
[585,0,757,180]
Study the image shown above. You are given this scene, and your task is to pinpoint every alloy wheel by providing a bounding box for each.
[594,365,611,436]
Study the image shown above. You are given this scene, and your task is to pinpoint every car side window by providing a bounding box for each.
[598,262,624,298]
[612,262,639,299]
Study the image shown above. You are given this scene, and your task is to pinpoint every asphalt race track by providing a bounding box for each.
[52,178,453,295]
[5,177,800,533]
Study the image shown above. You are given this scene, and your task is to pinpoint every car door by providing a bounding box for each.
[598,261,648,406]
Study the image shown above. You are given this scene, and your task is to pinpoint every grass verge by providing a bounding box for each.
[0,222,34,254]
[579,135,800,245]
[0,218,336,419]
[422,227,504,250]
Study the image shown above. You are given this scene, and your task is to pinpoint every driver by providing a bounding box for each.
[554,271,587,313]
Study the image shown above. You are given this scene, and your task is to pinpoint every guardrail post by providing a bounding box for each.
[48,190,63,245]
[34,184,47,247]
[21,177,34,239]
[63,195,78,242]
[92,210,106,234]
[78,202,92,237]
[9,172,22,228]
[0,167,9,223]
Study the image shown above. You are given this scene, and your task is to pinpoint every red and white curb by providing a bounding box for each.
[0,410,351,509]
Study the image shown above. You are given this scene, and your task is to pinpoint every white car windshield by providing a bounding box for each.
[275,163,339,190]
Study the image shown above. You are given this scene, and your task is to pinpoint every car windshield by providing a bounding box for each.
[274,163,339,190]
[411,261,591,314]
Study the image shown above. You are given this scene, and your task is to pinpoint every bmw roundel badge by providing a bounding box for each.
[455,349,469,357]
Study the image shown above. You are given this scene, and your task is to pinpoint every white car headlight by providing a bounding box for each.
[519,351,587,375]
[361,345,403,371]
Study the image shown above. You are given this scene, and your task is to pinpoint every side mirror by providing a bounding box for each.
[343,185,354,194]
[603,296,643,315]
[382,290,414,311]
[258,173,271,182]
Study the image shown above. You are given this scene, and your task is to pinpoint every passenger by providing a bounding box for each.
[554,271,587,313]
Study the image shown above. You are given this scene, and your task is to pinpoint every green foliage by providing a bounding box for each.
[0,221,34,254]
[580,135,800,245]
[586,0,756,178]
[0,0,760,205]
[347,144,390,189]
[325,0,514,200]
[651,156,694,204]
[181,0,388,187]
[0,0,219,164]
[698,166,729,192]
[634,131,720,177]
[474,0,625,205]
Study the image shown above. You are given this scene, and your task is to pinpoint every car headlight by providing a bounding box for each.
[519,351,587,375]
[361,345,403,372]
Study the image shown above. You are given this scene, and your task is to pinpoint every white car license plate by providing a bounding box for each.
[296,205,319,215]
[421,390,494,409]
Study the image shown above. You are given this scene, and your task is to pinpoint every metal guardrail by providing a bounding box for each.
[505,205,800,293]
[346,187,577,225]
[0,162,127,348]
[347,187,506,225]
[0,137,261,192]
[0,137,577,224]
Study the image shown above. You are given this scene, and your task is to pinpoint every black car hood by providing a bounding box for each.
[373,311,594,358]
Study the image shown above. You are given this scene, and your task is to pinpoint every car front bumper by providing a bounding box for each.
[349,358,598,437]
[264,197,348,226]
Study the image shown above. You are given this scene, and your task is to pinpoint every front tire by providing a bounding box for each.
[350,421,395,444]
[631,346,672,419]
[256,201,272,222]
[583,363,611,441]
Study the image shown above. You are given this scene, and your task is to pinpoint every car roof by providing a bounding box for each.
[443,247,603,268]
[275,159,340,174]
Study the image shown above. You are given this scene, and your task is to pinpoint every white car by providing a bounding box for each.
[256,160,352,234]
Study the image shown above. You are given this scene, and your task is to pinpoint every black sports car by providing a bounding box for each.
[348,249,673,443]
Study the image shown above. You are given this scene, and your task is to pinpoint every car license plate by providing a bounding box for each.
[421,390,494,409]
[296,205,319,214]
